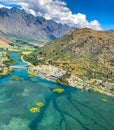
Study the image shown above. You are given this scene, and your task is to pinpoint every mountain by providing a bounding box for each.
[0,7,72,46]
[25,28,114,83]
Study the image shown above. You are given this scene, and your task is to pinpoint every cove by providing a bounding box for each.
[0,52,114,130]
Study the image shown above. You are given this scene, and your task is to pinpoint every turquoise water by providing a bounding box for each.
[0,52,114,130]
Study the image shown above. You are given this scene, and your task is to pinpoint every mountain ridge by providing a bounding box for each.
[25,28,114,83]
[0,7,72,46]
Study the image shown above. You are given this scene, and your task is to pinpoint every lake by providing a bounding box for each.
[0,52,114,130]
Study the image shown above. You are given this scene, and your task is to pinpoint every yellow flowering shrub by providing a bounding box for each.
[36,102,44,107]
[29,107,40,113]
[52,88,64,93]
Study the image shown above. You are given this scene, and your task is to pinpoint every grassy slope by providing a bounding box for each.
[25,28,114,82]
[0,38,9,47]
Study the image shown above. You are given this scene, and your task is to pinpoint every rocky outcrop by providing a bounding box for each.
[28,65,66,81]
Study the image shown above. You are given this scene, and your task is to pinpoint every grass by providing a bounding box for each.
[3,52,17,66]
[21,51,32,55]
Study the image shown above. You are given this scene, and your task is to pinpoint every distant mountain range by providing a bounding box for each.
[26,28,114,82]
[0,7,72,46]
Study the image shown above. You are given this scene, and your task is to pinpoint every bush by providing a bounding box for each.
[11,76,23,81]
[36,102,44,107]
[23,54,38,65]
[3,52,17,66]
[29,107,40,113]
[28,73,35,78]
[52,88,64,93]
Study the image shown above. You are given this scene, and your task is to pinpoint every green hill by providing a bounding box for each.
[25,28,114,83]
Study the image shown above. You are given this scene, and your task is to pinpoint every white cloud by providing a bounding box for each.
[0,0,102,30]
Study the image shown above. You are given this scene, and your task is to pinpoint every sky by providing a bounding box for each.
[0,0,113,30]
[64,0,114,30]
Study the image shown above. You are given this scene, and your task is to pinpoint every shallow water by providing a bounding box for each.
[0,52,114,130]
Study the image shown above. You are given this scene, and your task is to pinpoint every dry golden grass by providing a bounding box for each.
[22,51,32,55]
[0,38,9,47]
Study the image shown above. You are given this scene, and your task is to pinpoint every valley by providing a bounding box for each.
[0,50,114,130]
[0,6,114,130]
[0,28,114,97]
[24,28,114,97]
[0,45,35,77]
[0,7,72,47]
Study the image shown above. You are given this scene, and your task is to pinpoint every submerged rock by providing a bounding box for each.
[11,76,23,81]
[101,98,107,103]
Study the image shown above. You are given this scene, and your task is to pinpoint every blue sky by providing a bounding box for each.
[0,2,21,8]
[64,0,114,30]
[0,0,113,30]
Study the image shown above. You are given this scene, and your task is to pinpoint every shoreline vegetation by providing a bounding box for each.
[22,28,114,97]
[0,47,35,78]
[26,63,114,98]
[20,48,114,97]
[0,49,113,97]
[0,67,13,78]
[0,51,16,78]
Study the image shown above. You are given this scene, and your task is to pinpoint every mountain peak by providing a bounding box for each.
[0,7,72,46]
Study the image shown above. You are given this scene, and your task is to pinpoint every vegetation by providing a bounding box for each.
[36,102,44,107]
[0,67,13,77]
[0,50,14,77]
[29,101,44,113]
[11,76,23,81]
[29,107,40,113]
[24,53,38,65]
[3,52,17,66]
[25,28,114,83]
[52,88,64,93]
[28,73,35,78]
[110,59,114,66]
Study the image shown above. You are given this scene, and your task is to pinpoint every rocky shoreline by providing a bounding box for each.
[27,64,114,97]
